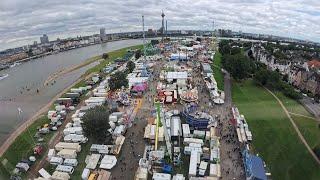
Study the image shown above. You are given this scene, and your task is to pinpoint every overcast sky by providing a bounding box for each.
[0,0,319,50]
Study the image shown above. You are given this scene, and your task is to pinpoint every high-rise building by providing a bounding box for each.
[40,34,49,44]
[100,28,106,41]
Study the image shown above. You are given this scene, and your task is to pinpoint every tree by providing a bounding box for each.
[109,71,128,90]
[126,60,135,73]
[135,49,142,59]
[254,69,269,85]
[102,53,109,59]
[222,53,250,80]
[82,106,112,144]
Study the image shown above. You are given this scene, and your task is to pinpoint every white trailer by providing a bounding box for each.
[57,149,77,159]
[63,159,78,167]
[16,162,29,172]
[152,173,171,180]
[188,151,198,177]
[64,134,88,143]
[193,130,205,139]
[182,124,190,138]
[50,157,64,165]
[90,144,109,154]
[184,138,204,146]
[38,168,51,179]
[70,88,83,94]
[63,127,83,136]
[150,125,156,140]
[55,142,81,152]
[48,149,56,160]
[81,168,90,180]
[199,161,208,176]
[56,165,74,174]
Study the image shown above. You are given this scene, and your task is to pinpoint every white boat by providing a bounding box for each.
[0,74,8,80]
[10,62,21,68]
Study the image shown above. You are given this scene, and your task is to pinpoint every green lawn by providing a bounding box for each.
[212,51,224,90]
[275,92,312,116]
[232,80,320,180]
[0,116,52,179]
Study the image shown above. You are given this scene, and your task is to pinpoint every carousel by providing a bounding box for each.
[180,89,198,102]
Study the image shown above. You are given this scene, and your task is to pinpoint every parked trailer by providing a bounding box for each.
[63,158,78,167]
[55,142,81,152]
[65,92,80,98]
[38,168,51,179]
[70,88,84,94]
[55,98,73,105]
[52,171,70,180]
[64,134,88,143]
[56,165,74,174]
[48,149,56,160]
[184,138,204,146]
[63,127,83,136]
[81,168,90,180]
[57,149,77,159]
[50,157,64,165]
[182,124,191,138]
[16,162,29,172]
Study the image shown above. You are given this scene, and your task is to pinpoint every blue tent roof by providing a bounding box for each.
[250,155,267,180]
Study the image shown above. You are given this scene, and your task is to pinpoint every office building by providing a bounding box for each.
[40,34,49,44]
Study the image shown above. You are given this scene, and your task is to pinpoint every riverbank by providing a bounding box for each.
[0,44,143,178]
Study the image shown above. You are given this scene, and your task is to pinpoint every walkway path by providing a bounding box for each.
[288,112,317,120]
[265,87,320,165]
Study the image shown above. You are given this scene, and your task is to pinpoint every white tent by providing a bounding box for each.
[99,155,117,170]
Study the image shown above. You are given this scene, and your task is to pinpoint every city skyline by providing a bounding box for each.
[0,0,320,50]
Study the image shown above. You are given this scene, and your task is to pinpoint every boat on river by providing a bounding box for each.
[0,74,9,81]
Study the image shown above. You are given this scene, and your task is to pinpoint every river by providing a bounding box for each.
[0,39,143,144]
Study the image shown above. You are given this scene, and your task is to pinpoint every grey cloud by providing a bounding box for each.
[0,0,320,50]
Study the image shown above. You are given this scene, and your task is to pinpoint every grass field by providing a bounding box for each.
[212,51,224,90]
[232,80,320,180]
[275,92,320,149]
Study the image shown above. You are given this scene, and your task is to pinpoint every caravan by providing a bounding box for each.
[49,157,63,165]
[63,158,78,167]
[56,165,74,174]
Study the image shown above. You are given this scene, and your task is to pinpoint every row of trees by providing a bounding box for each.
[219,40,255,80]
[254,65,302,100]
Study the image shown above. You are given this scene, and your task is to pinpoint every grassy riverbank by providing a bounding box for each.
[0,44,143,179]
[232,80,320,180]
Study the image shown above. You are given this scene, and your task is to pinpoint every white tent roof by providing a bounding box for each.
[166,72,188,80]
[99,155,117,170]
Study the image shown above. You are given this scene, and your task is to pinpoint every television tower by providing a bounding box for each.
[142,15,146,60]
[161,10,165,41]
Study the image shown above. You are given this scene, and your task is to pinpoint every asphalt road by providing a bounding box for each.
[300,97,320,120]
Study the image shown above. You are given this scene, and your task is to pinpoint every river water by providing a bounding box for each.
[0,39,143,144]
